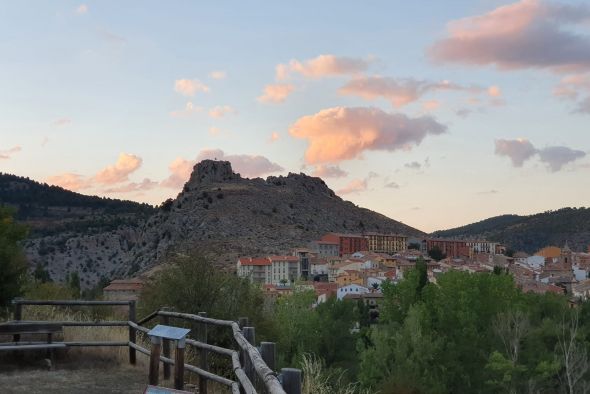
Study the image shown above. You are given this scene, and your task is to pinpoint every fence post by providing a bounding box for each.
[128,300,136,365]
[243,326,256,386]
[149,336,161,386]
[174,338,186,390]
[238,317,249,329]
[281,368,302,394]
[198,311,208,394]
[12,298,23,343]
[161,307,171,379]
[260,342,276,371]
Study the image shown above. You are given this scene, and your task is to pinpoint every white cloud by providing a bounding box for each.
[174,79,210,97]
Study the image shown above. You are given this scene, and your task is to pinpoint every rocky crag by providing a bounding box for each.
[10,161,424,288]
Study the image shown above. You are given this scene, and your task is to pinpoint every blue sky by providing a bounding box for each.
[1,1,589,232]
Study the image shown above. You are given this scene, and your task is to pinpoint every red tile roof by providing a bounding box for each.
[238,257,271,266]
[268,255,299,262]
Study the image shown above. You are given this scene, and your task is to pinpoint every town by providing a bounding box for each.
[235,232,590,314]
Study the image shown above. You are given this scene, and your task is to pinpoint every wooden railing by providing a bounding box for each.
[5,299,301,394]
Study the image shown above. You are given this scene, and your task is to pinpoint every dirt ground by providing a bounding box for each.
[0,364,149,393]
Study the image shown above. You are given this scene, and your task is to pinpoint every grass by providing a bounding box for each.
[301,353,373,394]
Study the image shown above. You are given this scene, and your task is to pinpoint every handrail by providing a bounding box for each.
[12,299,132,306]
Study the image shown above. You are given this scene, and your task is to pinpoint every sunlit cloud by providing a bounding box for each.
[209,70,226,80]
[495,138,537,167]
[161,157,195,189]
[422,100,440,111]
[258,83,294,103]
[170,102,203,117]
[104,178,158,193]
[208,105,236,118]
[488,86,502,97]
[339,76,482,107]
[337,178,368,195]
[311,165,348,178]
[289,106,446,164]
[0,146,22,160]
[174,79,210,97]
[196,149,284,178]
[429,0,590,72]
[52,118,72,127]
[269,132,280,143]
[46,173,90,191]
[276,54,371,80]
[94,153,142,184]
[75,4,88,14]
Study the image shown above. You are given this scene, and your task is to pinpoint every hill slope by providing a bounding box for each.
[433,207,590,253]
[11,161,424,287]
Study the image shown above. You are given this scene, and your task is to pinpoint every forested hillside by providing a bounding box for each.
[433,207,590,253]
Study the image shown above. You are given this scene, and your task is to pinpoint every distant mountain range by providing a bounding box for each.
[433,207,590,254]
[1,162,424,288]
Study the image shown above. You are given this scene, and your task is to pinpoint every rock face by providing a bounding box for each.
[15,160,424,287]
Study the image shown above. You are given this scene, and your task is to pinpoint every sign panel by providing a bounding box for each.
[147,324,190,340]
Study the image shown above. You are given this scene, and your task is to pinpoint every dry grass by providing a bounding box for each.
[301,353,374,394]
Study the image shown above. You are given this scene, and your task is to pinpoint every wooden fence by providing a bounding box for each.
[3,299,301,394]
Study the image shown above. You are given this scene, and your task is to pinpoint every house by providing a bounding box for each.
[336,270,364,287]
[237,257,271,284]
[337,284,369,300]
[103,278,144,301]
[309,240,339,257]
[321,233,368,256]
[572,280,590,301]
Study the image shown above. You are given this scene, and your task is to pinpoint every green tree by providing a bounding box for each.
[428,246,446,261]
[0,206,28,313]
[67,271,81,298]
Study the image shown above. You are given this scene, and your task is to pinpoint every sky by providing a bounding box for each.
[1,0,590,233]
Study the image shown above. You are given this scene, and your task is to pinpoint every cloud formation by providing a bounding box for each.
[196,149,284,178]
[276,54,371,80]
[339,76,482,107]
[384,181,400,189]
[76,4,88,14]
[0,146,22,160]
[269,132,280,143]
[337,178,368,195]
[174,79,210,97]
[495,138,586,171]
[537,146,586,171]
[429,0,590,72]
[94,153,142,184]
[311,165,348,178]
[258,84,294,103]
[404,161,422,170]
[161,158,195,189]
[289,106,446,164]
[46,173,90,191]
[495,138,537,167]
[170,102,202,118]
[53,118,72,127]
[208,105,236,118]
[104,178,158,193]
[209,70,226,80]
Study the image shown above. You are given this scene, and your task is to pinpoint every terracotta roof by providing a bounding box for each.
[238,257,271,266]
[268,255,299,262]
[104,279,144,292]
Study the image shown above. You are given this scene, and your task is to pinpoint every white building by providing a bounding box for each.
[237,255,300,285]
[337,284,369,300]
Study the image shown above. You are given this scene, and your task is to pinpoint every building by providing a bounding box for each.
[237,257,271,284]
[309,240,340,257]
[268,255,300,284]
[336,270,364,287]
[293,248,312,280]
[423,238,469,258]
[466,240,499,255]
[103,279,144,302]
[337,284,369,300]
[321,233,368,256]
[365,233,408,254]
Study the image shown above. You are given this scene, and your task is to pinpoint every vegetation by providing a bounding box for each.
[433,207,590,254]
[0,206,28,313]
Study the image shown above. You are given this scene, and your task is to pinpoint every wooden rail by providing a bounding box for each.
[4,300,301,394]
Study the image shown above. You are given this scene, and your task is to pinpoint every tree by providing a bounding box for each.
[67,271,81,298]
[428,246,446,261]
[557,310,589,394]
[0,206,28,312]
[33,263,51,283]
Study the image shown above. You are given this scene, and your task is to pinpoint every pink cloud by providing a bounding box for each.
[209,70,226,80]
[174,79,210,97]
[337,178,368,195]
[258,84,294,103]
[76,4,88,14]
[0,146,22,160]
[208,105,236,118]
[429,0,590,72]
[488,86,502,97]
[495,138,537,167]
[288,106,446,164]
[196,149,284,178]
[94,153,142,184]
[422,100,440,110]
[46,173,90,191]
[276,55,371,80]
[339,76,482,107]
[311,165,348,178]
[170,102,203,118]
[52,118,72,127]
[269,132,280,142]
[161,158,195,189]
[104,178,158,193]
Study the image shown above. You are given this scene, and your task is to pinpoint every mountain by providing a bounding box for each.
[7,161,424,288]
[432,207,590,254]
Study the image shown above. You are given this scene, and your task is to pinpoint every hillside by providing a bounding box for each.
[433,207,590,253]
[13,161,424,288]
